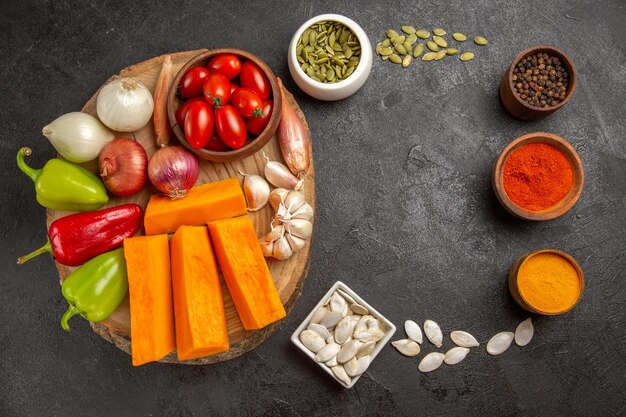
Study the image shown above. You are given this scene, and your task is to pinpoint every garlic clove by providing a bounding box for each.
[259,240,274,257]
[240,172,270,212]
[263,152,303,190]
[285,191,306,212]
[287,218,313,239]
[286,231,307,251]
[269,188,290,211]
[275,203,291,221]
[263,225,284,242]
[272,235,293,260]
[291,203,314,220]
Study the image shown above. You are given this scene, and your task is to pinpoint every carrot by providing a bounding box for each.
[154,54,173,147]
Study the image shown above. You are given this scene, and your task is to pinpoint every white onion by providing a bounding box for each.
[97,77,154,132]
[148,146,199,199]
[42,112,114,163]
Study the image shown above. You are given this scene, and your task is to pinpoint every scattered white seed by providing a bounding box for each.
[450,330,480,348]
[444,347,470,365]
[418,352,445,372]
[424,320,443,348]
[391,339,421,357]
[515,318,534,347]
[486,332,514,355]
[404,320,423,344]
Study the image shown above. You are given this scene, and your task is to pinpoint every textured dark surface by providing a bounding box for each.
[1,0,625,416]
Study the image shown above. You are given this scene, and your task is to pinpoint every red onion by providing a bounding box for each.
[99,138,148,197]
[148,146,199,199]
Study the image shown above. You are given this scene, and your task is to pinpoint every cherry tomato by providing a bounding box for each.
[230,82,240,95]
[245,100,273,135]
[207,54,241,80]
[203,73,231,107]
[184,101,214,149]
[215,105,247,149]
[175,97,204,127]
[205,133,231,152]
[230,88,264,118]
[240,61,271,100]
[178,66,210,98]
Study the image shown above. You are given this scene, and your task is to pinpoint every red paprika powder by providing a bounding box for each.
[503,143,573,211]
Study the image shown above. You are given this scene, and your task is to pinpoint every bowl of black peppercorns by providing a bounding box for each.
[500,46,577,120]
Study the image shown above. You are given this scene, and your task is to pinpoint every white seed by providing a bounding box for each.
[315,342,341,362]
[404,320,423,344]
[418,352,445,373]
[336,339,363,363]
[334,316,355,345]
[424,320,443,348]
[444,347,470,365]
[357,341,376,358]
[331,365,352,385]
[307,323,331,340]
[391,339,421,357]
[343,357,360,377]
[515,318,534,347]
[310,306,328,325]
[355,328,385,343]
[350,314,362,324]
[325,357,338,367]
[337,289,356,304]
[354,316,371,334]
[356,355,371,375]
[486,332,515,355]
[326,335,335,344]
[299,330,326,353]
[319,311,343,329]
[350,303,369,315]
[450,330,480,348]
[330,292,348,314]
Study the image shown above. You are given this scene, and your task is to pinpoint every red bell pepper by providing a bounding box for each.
[18,204,143,267]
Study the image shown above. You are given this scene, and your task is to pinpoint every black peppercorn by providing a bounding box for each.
[512,52,569,107]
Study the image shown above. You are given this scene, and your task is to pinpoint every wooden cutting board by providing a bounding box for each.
[46,49,315,365]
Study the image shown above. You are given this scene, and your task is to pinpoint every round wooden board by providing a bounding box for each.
[46,49,315,365]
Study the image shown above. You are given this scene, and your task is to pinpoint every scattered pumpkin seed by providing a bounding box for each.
[403,41,413,53]
[381,39,391,47]
[402,54,412,67]
[446,48,458,55]
[415,29,430,39]
[422,52,437,61]
[379,47,393,56]
[433,35,448,48]
[392,35,406,45]
[474,35,488,45]
[394,44,407,55]
[389,53,402,64]
[401,25,416,34]
[433,27,446,36]
[452,32,467,42]
[434,50,447,60]
[405,34,417,45]
[426,40,439,52]
[386,29,399,39]
[381,55,389,61]
[460,52,475,61]
[413,44,424,58]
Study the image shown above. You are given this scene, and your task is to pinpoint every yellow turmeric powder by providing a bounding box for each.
[518,252,582,313]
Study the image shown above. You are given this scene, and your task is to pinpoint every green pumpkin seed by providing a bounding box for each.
[460,52,475,61]
[326,68,335,81]
[329,32,336,48]
[415,29,430,39]
[386,29,399,39]
[302,29,310,46]
[393,35,406,45]
[333,43,343,51]
[309,30,317,46]
[394,44,407,55]
[405,34,417,45]
[402,54,412,67]
[345,47,354,59]
[379,47,393,56]
[326,44,335,55]
[445,48,458,55]
[426,40,439,51]
[402,25,416,34]
[452,32,467,42]
[340,30,350,43]
[433,28,446,36]
[306,67,315,77]
[474,36,488,45]
[381,39,391,47]
[433,35,447,48]
[389,53,402,64]
[434,50,447,60]
[413,44,424,57]
[316,57,329,65]
[346,66,356,76]
[381,55,389,61]
[422,52,437,61]
[403,41,413,54]
[297,56,305,64]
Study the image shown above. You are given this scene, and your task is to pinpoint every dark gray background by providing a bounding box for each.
[1,0,625,416]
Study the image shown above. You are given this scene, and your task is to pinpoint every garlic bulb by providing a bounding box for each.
[42,112,115,163]
[260,188,314,260]
[262,152,303,190]
[239,170,270,211]
[97,77,154,132]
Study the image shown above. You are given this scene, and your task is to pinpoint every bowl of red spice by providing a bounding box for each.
[493,132,584,221]
[500,46,577,120]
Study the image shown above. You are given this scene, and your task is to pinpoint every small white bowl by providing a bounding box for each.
[291,281,396,388]
[288,14,373,101]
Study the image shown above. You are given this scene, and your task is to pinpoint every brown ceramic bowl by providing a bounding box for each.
[508,249,585,315]
[167,49,282,162]
[500,46,577,120]
[492,132,584,221]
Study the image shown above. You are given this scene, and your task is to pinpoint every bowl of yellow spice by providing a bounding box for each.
[508,249,585,315]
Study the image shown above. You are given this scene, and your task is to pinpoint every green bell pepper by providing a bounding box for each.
[60,248,128,332]
[17,147,109,212]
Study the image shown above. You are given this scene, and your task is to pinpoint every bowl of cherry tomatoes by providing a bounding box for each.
[167,48,282,162]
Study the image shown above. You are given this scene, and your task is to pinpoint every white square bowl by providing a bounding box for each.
[291,281,396,388]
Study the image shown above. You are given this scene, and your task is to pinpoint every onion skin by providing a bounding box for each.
[277,78,310,177]
[99,138,148,197]
[148,146,199,199]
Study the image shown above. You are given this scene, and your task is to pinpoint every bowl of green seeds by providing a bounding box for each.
[288,14,372,101]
